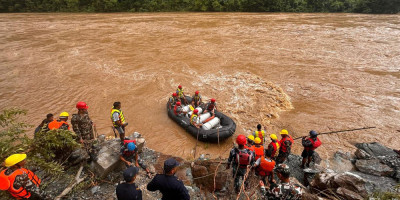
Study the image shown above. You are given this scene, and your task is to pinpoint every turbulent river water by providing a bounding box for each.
[0,13,399,159]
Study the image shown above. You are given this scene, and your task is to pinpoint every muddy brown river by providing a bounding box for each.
[0,13,399,159]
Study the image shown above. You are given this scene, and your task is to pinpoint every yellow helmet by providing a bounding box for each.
[280,129,289,135]
[247,135,255,141]
[254,137,262,144]
[5,154,27,167]
[270,134,278,140]
[59,112,69,118]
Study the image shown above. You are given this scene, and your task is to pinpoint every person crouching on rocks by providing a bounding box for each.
[300,130,321,169]
[116,167,142,200]
[120,140,152,178]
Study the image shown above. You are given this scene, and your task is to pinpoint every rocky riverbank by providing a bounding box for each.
[33,133,400,200]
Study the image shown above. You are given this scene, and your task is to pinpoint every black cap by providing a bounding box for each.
[123,167,139,182]
[164,158,180,173]
[275,164,290,177]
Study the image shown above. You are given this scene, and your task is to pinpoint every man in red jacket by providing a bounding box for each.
[301,130,322,168]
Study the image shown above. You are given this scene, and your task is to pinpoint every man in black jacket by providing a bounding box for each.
[116,167,142,200]
[147,158,190,200]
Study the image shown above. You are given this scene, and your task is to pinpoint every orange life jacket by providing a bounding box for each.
[245,144,255,152]
[305,137,322,151]
[254,145,264,161]
[0,168,41,199]
[256,157,276,176]
[269,141,279,157]
[279,135,293,153]
[48,120,70,130]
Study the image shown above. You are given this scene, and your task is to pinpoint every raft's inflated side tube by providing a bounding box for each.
[167,96,236,143]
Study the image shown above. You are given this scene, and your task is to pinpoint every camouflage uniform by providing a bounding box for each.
[71,113,98,160]
[260,181,303,200]
[4,168,49,199]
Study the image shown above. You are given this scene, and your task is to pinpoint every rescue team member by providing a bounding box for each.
[253,137,264,161]
[300,130,322,169]
[120,140,152,178]
[111,102,128,143]
[203,98,217,116]
[267,134,280,159]
[168,93,179,109]
[226,135,254,193]
[34,113,54,134]
[253,149,276,185]
[245,135,255,152]
[176,85,188,105]
[190,109,202,128]
[173,102,185,117]
[147,158,190,200]
[259,164,303,200]
[116,167,142,200]
[253,124,266,145]
[71,101,98,161]
[48,112,70,130]
[191,90,202,108]
[277,129,294,164]
[0,154,49,199]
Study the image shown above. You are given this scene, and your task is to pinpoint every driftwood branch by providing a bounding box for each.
[55,164,85,200]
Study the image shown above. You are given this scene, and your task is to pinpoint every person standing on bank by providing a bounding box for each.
[147,158,190,200]
[300,130,322,169]
[276,129,294,164]
[116,167,142,200]
[111,102,128,143]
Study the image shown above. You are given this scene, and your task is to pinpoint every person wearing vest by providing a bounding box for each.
[120,140,153,178]
[48,112,70,131]
[253,124,266,145]
[277,129,294,164]
[267,134,280,160]
[190,109,202,128]
[34,113,53,134]
[173,102,185,117]
[301,130,322,169]
[191,91,203,108]
[245,135,255,152]
[253,137,264,161]
[168,93,179,109]
[111,102,128,143]
[0,154,48,199]
[253,149,276,185]
[227,135,254,193]
[203,98,217,116]
[176,85,188,105]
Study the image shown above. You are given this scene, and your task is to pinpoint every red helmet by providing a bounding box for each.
[236,135,247,145]
[211,98,216,103]
[195,91,199,95]
[176,102,181,106]
[178,85,182,89]
[173,93,177,97]
[193,109,198,114]
[76,101,88,110]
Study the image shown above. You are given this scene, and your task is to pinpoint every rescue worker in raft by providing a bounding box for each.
[190,109,202,128]
[276,129,294,164]
[173,102,186,117]
[253,149,276,186]
[48,112,70,130]
[176,85,188,105]
[253,124,266,145]
[168,93,179,109]
[34,113,54,134]
[120,140,153,178]
[227,135,255,193]
[300,130,322,169]
[71,101,98,161]
[111,102,128,143]
[203,98,217,116]
[0,154,49,199]
[266,134,280,160]
[191,90,202,108]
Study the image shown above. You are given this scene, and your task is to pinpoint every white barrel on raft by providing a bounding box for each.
[182,105,191,113]
[187,107,203,116]
[202,117,220,130]
[199,112,211,123]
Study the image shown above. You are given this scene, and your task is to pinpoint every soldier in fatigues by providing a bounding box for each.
[71,101,98,161]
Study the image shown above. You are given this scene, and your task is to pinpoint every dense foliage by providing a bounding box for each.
[0,0,398,13]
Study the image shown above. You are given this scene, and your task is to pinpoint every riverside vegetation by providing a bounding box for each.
[0,0,398,13]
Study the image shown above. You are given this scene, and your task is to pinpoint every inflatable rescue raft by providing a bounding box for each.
[167,96,236,142]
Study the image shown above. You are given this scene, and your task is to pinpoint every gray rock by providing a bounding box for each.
[90,139,123,178]
[97,134,106,142]
[336,187,364,200]
[354,149,371,160]
[90,186,100,194]
[351,171,400,194]
[355,142,397,157]
[355,159,394,177]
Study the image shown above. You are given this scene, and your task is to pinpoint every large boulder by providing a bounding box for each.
[351,171,400,194]
[355,159,394,177]
[355,142,397,157]
[90,139,122,178]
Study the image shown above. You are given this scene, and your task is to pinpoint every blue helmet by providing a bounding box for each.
[127,142,136,151]
[309,130,318,138]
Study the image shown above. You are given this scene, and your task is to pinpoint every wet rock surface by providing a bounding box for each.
[355,159,394,177]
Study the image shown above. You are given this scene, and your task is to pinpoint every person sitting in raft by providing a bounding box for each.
[176,85,188,105]
[173,102,186,117]
[191,91,203,108]
[190,109,202,128]
[203,98,217,116]
[168,93,179,109]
